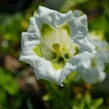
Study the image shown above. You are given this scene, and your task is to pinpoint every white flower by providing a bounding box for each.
[76,34,109,83]
[20,6,96,86]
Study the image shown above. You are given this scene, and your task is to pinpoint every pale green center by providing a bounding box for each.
[33,23,80,69]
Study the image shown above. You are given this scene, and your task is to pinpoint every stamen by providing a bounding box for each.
[52,52,57,59]
[53,43,60,50]
[58,56,65,63]
[64,53,70,59]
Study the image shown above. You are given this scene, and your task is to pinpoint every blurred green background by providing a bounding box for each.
[0,0,109,109]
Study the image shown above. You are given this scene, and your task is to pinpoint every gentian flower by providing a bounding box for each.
[76,34,109,83]
[20,6,96,86]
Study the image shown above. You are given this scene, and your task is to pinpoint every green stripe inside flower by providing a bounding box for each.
[33,23,80,69]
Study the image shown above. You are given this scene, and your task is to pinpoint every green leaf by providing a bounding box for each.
[91,99,103,109]
[0,69,19,95]
[0,89,7,106]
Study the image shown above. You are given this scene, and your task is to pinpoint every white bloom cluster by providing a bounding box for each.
[20,6,98,86]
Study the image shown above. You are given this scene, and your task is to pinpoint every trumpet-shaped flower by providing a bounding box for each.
[76,34,109,83]
[20,6,96,86]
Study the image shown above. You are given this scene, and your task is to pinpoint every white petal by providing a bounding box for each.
[27,17,40,39]
[35,6,73,28]
[70,51,94,69]
[95,40,109,64]
[78,66,106,83]
[29,57,76,86]
[74,33,96,54]
[70,13,88,40]
[89,34,109,64]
